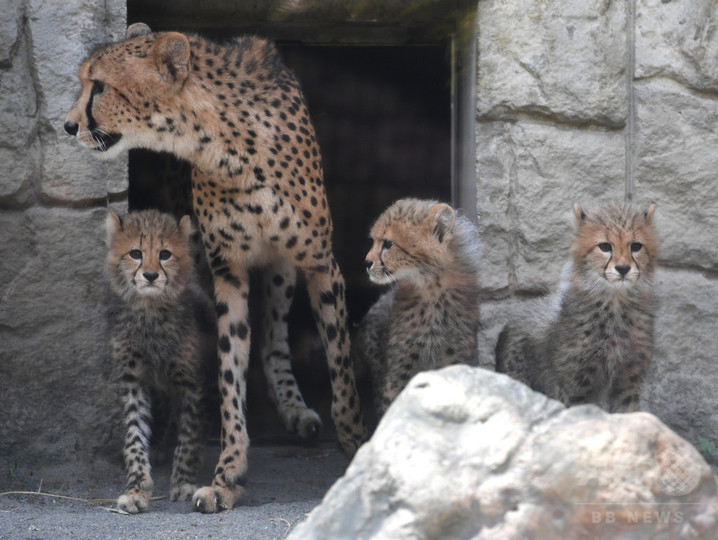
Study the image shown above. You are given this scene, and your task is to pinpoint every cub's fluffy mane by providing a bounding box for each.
[451,209,482,278]
[394,198,481,277]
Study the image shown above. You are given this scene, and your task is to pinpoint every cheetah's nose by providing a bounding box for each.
[615,265,630,276]
[143,271,159,283]
[364,260,372,270]
[64,121,79,136]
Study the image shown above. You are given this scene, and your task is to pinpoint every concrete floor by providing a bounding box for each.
[0,439,348,539]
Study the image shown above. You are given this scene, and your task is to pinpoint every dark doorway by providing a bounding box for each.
[125,2,468,439]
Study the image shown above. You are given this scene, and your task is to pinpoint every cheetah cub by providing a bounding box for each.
[105,210,216,513]
[354,198,482,417]
[496,203,658,412]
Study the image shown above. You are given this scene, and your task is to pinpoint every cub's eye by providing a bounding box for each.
[129,249,142,260]
[382,239,394,250]
[597,242,612,253]
[159,250,172,261]
[631,242,643,252]
[91,80,105,95]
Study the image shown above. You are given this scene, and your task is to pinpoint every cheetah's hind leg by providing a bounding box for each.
[260,258,321,441]
[305,256,367,456]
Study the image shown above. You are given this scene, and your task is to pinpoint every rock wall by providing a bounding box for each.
[0,0,127,468]
[476,0,718,456]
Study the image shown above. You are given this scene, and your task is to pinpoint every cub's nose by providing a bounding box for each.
[64,121,79,136]
[364,260,373,270]
[143,271,159,283]
[615,264,631,276]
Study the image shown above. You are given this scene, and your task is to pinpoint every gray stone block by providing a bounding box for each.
[477,0,627,125]
[635,79,718,272]
[0,141,40,200]
[477,121,625,293]
[0,29,37,149]
[636,0,718,92]
[28,0,128,202]
[0,0,22,65]
[643,268,718,447]
[0,207,122,464]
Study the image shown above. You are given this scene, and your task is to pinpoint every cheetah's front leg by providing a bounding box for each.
[260,258,321,440]
[115,349,153,514]
[169,359,204,502]
[192,269,249,513]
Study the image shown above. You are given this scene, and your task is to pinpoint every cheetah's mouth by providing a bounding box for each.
[90,131,122,152]
[136,282,164,296]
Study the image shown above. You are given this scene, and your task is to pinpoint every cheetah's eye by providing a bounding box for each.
[129,249,142,260]
[631,242,643,253]
[91,80,105,96]
[159,250,172,261]
[382,239,394,250]
[597,242,612,253]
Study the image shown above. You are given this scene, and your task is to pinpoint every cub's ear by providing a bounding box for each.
[150,32,191,86]
[427,203,455,243]
[126,22,152,40]
[644,203,657,222]
[179,215,195,238]
[573,203,586,224]
[105,212,122,245]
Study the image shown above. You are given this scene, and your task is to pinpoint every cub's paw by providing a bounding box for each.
[117,489,151,514]
[192,484,244,514]
[292,409,322,441]
[170,483,199,502]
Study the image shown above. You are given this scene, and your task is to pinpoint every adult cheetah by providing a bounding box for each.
[65,23,366,512]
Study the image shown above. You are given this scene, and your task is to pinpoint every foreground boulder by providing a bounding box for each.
[289,366,718,539]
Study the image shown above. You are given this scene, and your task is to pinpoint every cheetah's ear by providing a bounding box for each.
[179,215,194,238]
[573,203,586,225]
[126,23,152,40]
[428,203,455,243]
[644,203,657,223]
[150,32,190,86]
[105,212,122,246]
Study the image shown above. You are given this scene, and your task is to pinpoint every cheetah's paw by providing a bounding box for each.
[293,409,322,441]
[170,482,199,502]
[192,484,244,514]
[117,489,151,514]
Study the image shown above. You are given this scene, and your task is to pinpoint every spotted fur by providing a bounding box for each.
[66,23,366,512]
[496,203,658,412]
[354,198,482,417]
[105,210,216,513]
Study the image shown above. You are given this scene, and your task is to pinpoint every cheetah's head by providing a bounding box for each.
[364,198,459,286]
[571,202,658,292]
[64,23,191,159]
[105,209,195,305]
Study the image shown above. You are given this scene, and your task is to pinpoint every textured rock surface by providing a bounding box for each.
[643,269,718,447]
[0,207,123,464]
[476,122,625,293]
[27,0,128,202]
[477,0,627,126]
[0,0,127,467]
[635,0,718,92]
[290,366,718,540]
[634,78,718,272]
